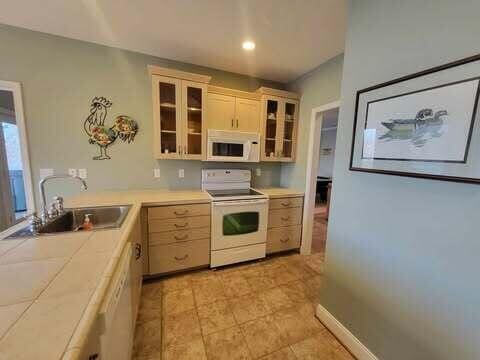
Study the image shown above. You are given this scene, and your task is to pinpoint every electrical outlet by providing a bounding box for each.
[68,168,77,177]
[256,168,262,176]
[153,168,161,178]
[39,168,54,179]
[178,169,184,178]
[78,168,87,179]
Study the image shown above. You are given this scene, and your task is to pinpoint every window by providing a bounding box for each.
[0,81,34,232]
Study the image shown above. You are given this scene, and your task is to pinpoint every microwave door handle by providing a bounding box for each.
[244,141,252,161]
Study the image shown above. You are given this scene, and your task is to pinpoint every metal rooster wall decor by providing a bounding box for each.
[83,97,138,160]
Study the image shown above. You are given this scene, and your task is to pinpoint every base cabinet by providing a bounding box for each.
[147,203,211,275]
[149,239,210,274]
[267,225,302,254]
[266,196,303,254]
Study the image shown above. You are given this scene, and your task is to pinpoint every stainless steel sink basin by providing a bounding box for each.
[5,205,131,239]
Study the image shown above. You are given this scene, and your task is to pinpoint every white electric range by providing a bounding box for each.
[202,169,268,267]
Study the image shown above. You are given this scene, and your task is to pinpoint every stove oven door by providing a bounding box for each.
[211,199,268,251]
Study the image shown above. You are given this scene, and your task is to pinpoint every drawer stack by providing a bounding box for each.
[267,196,303,254]
[148,203,211,275]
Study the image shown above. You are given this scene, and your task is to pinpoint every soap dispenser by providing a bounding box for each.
[81,213,93,231]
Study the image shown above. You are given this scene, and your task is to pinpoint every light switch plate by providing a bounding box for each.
[78,168,87,179]
[256,168,262,176]
[68,168,77,177]
[178,169,184,178]
[154,168,161,178]
[39,168,54,179]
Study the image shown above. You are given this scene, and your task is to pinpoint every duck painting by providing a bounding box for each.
[83,97,139,160]
[378,108,448,147]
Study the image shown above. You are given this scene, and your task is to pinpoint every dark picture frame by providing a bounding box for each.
[349,53,480,184]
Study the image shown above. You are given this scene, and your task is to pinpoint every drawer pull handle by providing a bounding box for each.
[281,201,291,207]
[135,243,142,260]
[174,222,189,228]
[174,210,189,216]
[281,216,290,221]
[174,234,189,241]
[280,237,290,243]
[174,254,189,261]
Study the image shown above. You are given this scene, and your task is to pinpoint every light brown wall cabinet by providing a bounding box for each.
[152,76,207,159]
[147,203,211,275]
[150,66,212,160]
[207,91,260,132]
[259,88,299,162]
[150,66,300,162]
[266,196,303,254]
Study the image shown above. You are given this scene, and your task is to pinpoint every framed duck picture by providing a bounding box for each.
[350,54,480,183]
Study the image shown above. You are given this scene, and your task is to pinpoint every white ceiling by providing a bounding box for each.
[0,0,346,83]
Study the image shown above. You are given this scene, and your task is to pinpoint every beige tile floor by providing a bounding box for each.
[133,251,355,360]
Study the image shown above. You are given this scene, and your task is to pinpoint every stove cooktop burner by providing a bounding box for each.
[207,188,264,198]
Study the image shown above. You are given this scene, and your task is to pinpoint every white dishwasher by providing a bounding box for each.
[98,244,133,360]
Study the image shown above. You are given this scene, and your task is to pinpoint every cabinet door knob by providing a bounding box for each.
[281,201,291,207]
[174,254,189,261]
[174,209,189,216]
[280,237,290,243]
[236,119,239,128]
[231,118,234,128]
[281,216,290,221]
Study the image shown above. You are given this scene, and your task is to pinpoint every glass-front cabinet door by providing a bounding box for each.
[279,100,299,160]
[261,95,299,162]
[153,76,207,159]
[182,81,206,160]
[153,75,182,159]
[262,97,281,160]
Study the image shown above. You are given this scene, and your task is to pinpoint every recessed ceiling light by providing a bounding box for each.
[242,41,255,51]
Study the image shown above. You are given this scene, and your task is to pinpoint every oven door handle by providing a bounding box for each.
[213,199,268,207]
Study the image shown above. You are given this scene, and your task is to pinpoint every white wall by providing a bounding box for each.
[321,1,480,359]
[282,55,344,189]
[0,24,285,206]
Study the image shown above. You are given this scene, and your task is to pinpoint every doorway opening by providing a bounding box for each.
[312,108,338,253]
[300,101,340,256]
[0,81,34,233]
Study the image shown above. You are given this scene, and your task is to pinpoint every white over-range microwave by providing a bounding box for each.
[206,129,260,162]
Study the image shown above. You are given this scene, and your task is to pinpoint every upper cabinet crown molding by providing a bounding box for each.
[207,85,261,101]
[256,87,300,100]
[148,65,212,84]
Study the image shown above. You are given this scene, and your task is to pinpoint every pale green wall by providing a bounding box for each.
[0,24,284,206]
[281,54,344,189]
[322,0,480,359]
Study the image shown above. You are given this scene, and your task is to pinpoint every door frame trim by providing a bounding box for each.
[300,100,340,255]
[0,80,35,217]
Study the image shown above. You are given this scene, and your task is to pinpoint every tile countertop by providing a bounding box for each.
[0,189,210,360]
[0,188,301,359]
[257,187,304,198]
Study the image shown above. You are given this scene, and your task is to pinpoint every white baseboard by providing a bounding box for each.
[316,304,379,360]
